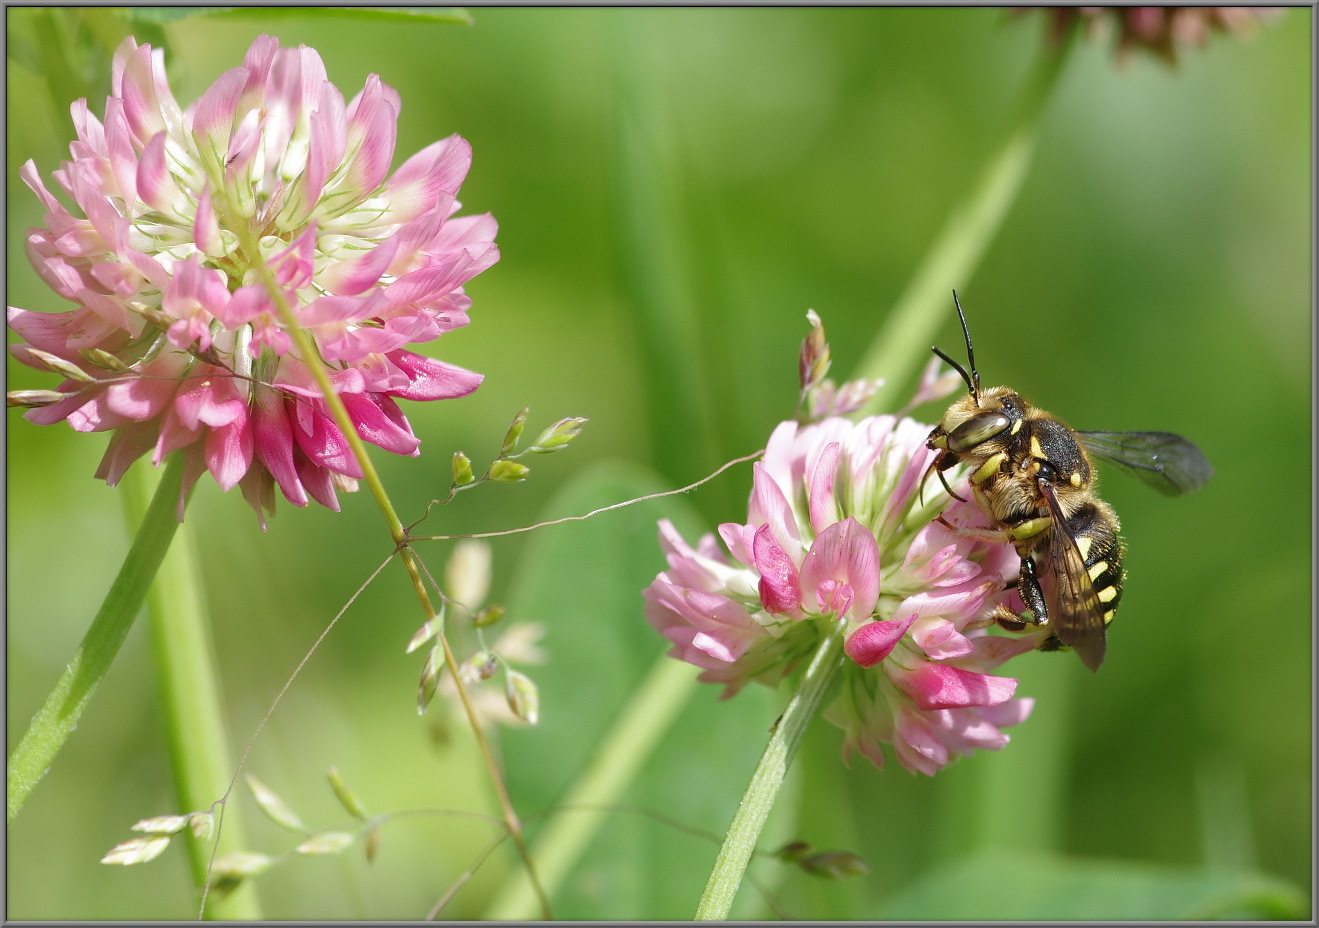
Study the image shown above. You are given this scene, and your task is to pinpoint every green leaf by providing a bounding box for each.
[873,852,1310,921]
[7,455,187,825]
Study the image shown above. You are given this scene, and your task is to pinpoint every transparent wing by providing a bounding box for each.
[1076,430,1213,497]
[1039,481,1107,673]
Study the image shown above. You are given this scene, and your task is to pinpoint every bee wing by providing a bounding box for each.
[1039,480,1107,673]
[1075,430,1213,497]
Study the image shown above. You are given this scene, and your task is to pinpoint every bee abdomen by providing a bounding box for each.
[1069,501,1124,626]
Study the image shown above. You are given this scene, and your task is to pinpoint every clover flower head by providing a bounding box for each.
[645,367,1046,775]
[8,35,498,525]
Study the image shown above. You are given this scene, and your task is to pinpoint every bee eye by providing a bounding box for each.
[947,412,1011,453]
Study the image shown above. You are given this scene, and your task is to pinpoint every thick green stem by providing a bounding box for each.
[7,453,187,824]
[855,28,1076,410]
[123,466,261,919]
[694,624,846,920]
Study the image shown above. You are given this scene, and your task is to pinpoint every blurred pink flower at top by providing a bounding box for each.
[8,34,498,524]
[1029,6,1283,65]
[645,409,1046,775]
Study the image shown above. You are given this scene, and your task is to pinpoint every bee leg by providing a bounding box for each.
[1018,556,1049,625]
[1037,633,1065,652]
[934,515,1007,544]
[994,556,1050,631]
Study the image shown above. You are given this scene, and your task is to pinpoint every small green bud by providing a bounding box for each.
[445,539,491,609]
[80,347,133,373]
[211,851,273,879]
[505,669,540,725]
[501,406,529,456]
[488,459,530,483]
[244,774,306,833]
[8,389,71,408]
[775,840,812,863]
[125,299,173,328]
[295,831,355,856]
[798,850,869,880]
[101,835,171,866]
[472,604,505,628]
[131,814,191,835]
[26,347,95,382]
[458,649,499,684]
[452,451,475,486]
[799,308,831,392]
[327,767,369,820]
[417,644,444,715]
[528,416,588,453]
[405,603,446,654]
[188,812,215,840]
[364,825,381,864]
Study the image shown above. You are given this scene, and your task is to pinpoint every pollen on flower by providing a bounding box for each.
[7,35,499,526]
[643,316,1047,775]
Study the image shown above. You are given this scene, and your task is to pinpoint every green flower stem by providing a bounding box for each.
[122,466,261,920]
[695,624,847,920]
[855,25,1076,411]
[7,453,188,824]
[484,655,699,920]
[239,231,549,917]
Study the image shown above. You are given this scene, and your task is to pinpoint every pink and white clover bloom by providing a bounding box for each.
[644,410,1047,775]
[8,35,498,525]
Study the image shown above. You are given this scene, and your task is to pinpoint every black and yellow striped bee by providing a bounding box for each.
[924,292,1212,672]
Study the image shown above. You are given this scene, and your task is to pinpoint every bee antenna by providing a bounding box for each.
[931,344,975,396]
[951,289,980,404]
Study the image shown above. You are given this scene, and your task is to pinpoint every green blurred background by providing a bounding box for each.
[5,7,1311,921]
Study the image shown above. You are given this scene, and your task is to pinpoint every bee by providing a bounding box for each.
[924,292,1212,672]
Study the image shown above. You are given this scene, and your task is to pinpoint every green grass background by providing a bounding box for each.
[5,7,1311,920]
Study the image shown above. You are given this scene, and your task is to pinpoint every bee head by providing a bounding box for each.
[927,292,1020,455]
[929,386,1021,454]
[921,293,1028,504]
